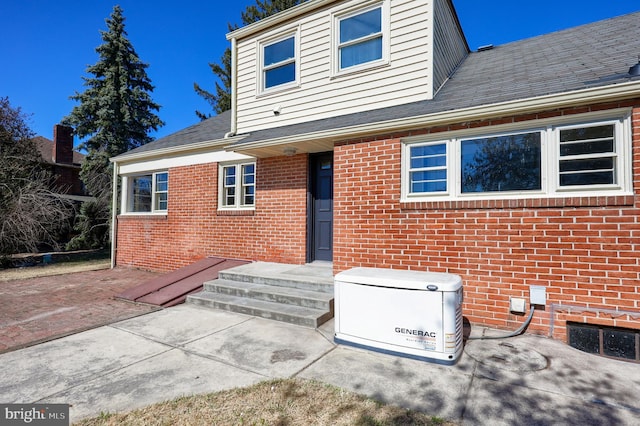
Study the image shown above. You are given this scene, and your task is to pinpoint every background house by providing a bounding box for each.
[34,124,88,200]
[110,0,640,357]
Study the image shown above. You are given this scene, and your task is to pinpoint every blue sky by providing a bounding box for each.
[1,1,638,146]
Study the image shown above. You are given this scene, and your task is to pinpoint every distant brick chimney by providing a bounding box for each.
[52,124,74,164]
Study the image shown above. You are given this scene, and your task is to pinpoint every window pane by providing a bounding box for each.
[224,167,236,186]
[410,145,446,168]
[603,328,637,360]
[461,132,541,193]
[340,8,381,43]
[560,125,614,142]
[155,172,168,184]
[225,187,235,206]
[560,157,614,173]
[131,175,152,212]
[560,170,614,186]
[156,193,168,211]
[264,37,294,66]
[265,63,295,88]
[155,172,168,194]
[340,37,382,69]
[411,170,447,193]
[560,139,614,156]
[568,324,600,354]
[243,164,255,185]
[243,185,255,205]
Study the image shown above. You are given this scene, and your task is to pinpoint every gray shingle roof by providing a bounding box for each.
[120,109,232,157]
[121,11,640,157]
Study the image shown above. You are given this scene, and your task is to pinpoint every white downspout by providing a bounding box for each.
[110,160,119,269]
[224,37,238,138]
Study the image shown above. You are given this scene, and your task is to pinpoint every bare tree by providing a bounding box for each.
[0,97,73,264]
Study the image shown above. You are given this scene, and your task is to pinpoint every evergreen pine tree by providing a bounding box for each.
[194,0,304,119]
[63,5,164,249]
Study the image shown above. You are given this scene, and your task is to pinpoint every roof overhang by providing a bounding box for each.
[110,135,247,164]
[228,80,640,158]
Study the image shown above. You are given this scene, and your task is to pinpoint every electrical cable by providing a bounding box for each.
[467,305,536,340]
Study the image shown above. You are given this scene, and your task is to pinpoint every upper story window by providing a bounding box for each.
[219,162,256,210]
[260,32,297,92]
[334,2,388,74]
[125,171,168,214]
[402,112,632,202]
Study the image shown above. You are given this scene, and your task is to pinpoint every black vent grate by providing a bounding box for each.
[567,322,640,363]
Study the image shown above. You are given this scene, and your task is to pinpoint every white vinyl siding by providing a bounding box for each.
[432,0,468,92]
[235,0,437,133]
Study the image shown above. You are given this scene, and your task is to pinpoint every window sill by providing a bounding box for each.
[217,208,255,216]
[256,82,300,99]
[400,195,635,210]
[331,60,390,80]
[118,213,168,220]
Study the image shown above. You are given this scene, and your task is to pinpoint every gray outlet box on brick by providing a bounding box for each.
[530,286,546,305]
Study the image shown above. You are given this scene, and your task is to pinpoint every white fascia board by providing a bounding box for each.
[231,81,640,151]
[227,0,335,40]
[111,135,246,164]
[118,150,253,175]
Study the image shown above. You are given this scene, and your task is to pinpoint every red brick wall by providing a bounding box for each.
[334,101,640,340]
[115,100,640,340]
[116,155,308,272]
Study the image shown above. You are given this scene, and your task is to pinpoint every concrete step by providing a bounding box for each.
[218,262,334,294]
[203,279,334,312]
[187,291,333,328]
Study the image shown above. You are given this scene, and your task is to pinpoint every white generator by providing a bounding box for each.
[334,267,463,364]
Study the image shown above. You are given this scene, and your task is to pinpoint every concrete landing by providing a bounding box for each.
[116,257,249,307]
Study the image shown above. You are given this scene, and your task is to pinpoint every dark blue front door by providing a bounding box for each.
[311,153,333,262]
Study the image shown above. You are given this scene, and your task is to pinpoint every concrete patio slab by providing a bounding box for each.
[1,305,639,425]
[462,375,640,426]
[184,316,335,377]
[46,347,266,421]
[299,344,475,421]
[0,327,169,403]
[111,304,252,346]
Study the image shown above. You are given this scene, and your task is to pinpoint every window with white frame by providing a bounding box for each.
[126,171,168,213]
[402,113,631,201]
[260,33,297,91]
[335,2,386,73]
[220,162,256,209]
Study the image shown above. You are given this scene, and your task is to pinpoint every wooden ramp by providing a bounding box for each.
[116,257,250,307]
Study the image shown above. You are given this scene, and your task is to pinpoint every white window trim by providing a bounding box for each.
[331,0,389,77]
[218,161,257,211]
[121,171,169,215]
[401,109,633,202]
[256,27,300,95]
